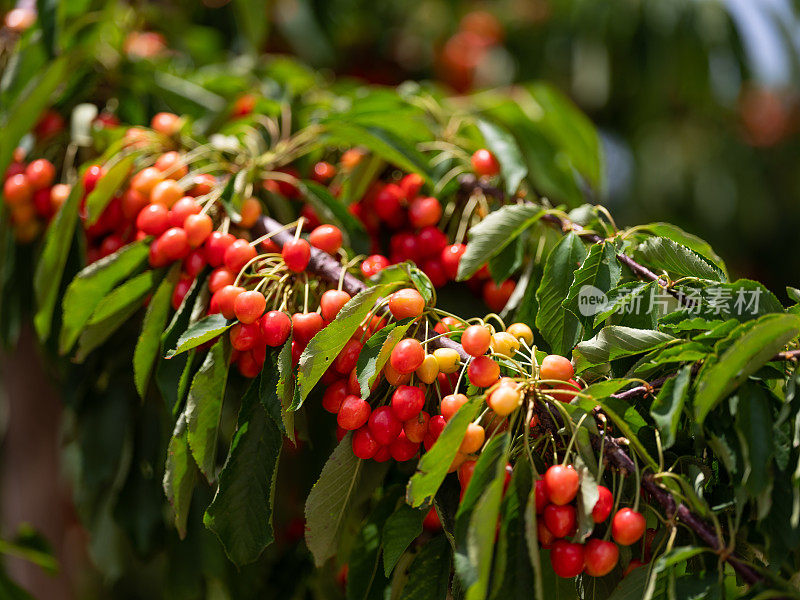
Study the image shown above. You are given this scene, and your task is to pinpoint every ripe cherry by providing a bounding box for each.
[25,159,55,191]
[390,431,419,462]
[337,395,371,430]
[213,285,245,320]
[441,393,468,421]
[549,379,582,402]
[391,385,425,421]
[592,486,614,523]
[3,174,31,206]
[311,161,336,183]
[229,322,261,351]
[283,238,311,272]
[151,112,181,135]
[209,267,235,293]
[100,234,124,258]
[538,520,556,548]
[461,325,492,357]
[434,316,463,335]
[384,362,411,386]
[584,540,619,577]
[550,540,585,578]
[148,239,169,268]
[459,423,485,454]
[334,339,362,375]
[421,258,448,288]
[458,459,477,490]
[309,224,343,254]
[408,196,442,228]
[368,406,403,445]
[467,356,500,387]
[403,411,429,444]
[540,354,575,382]
[82,164,106,194]
[320,289,351,322]
[399,173,424,199]
[361,254,390,278]
[261,311,292,347]
[239,197,262,229]
[121,188,148,220]
[34,188,52,217]
[154,151,188,179]
[184,213,213,247]
[535,479,548,513]
[624,559,645,576]
[205,231,236,267]
[291,312,324,347]
[543,504,577,538]
[390,338,425,374]
[423,414,447,451]
[150,179,184,208]
[388,288,425,320]
[225,239,257,273]
[611,508,646,546]
[422,507,442,532]
[169,196,201,228]
[322,380,349,414]
[543,465,580,506]
[158,227,190,261]
[183,249,206,278]
[190,174,216,196]
[483,279,515,312]
[440,244,466,280]
[374,184,406,228]
[352,426,380,459]
[233,290,266,324]
[131,167,164,196]
[416,226,447,258]
[471,149,500,177]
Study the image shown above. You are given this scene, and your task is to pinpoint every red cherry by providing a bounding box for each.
[291,312,324,346]
[543,465,580,506]
[184,213,213,248]
[535,479,548,513]
[320,289,351,322]
[368,406,402,446]
[158,227,190,261]
[458,459,477,489]
[311,161,336,184]
[611,508,646,546]
[389,231,419,263]
[374,184,406,228]
[361,254,390,278]
[169,197,201,228]
[399,173,424,200]
[309,225,343,254]
[440,393,468,421]
[624,559,645,576]
[136,204,170,236]
[423,414,447,451]
[100,234,124,257]
[25,159,55,191]
[408,196,442,228]
[550,541,584,578]
[421,258,448,288]
[32,188,53,218]
[461,325,491,357]
[434,316,463,335]
[538,520,555,548]
[190,174,216,196]
[543,504,577,538]
[584,540,619,577]
[121,188,149,220]
[148,239,169,268]
[403,411,429,444]
[416,226,447,258]
[208,267,235,293]
[352,426,380,459]
[440,244,466,280]
[261,311,292,347]
[283,238,311,272]
[388,288,425,320]
[204,231,236,267]
[422,507,442,532]
[229,322,261,351]
[322,380,349,413]
[233,290,266,324]
[467,356,500,387]
[82,164,106,194]
[373,445,392,462]
[540,355,575,382]
[592,486,614,523]
[483,279,515,312]
[212,285,245,320]
[391,385,426,421]
[471,149,500,177]
[337,395,371,430]
[183,249,206,278]
[389,431,419,462]
[237,350,262,378]
[334,339,363,375]
[224,239,257,273]
[390,338,425,374]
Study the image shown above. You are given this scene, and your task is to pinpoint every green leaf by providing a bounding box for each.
[563,241,622,328]
[185,339,231,480]
[302,180,369,255]
[275,337,296,439]
[204,379,283,566]
[165,314,231,358]
[574,456,599,542]
[382,503,425,577]
[734,383,775,499]
[347,488,398,600]
[635,236,725,282]
[651,366,691,449]
[356,321,411,399]
[535,232,587,355]
[606,565,650,600]
[633,222,727,276]
[457,204,545,281]
[400,535,451,600]
[476,119,528,195]
[297,284,394,406]
[33,181,83,341]
[304,435,388,566]
[58,240,149,354]
[465,475,505,600]
[407,397,481,507]
[163,414,197,539]
[694,313,800,423]
[573,326,675,371]
[488,235,524,284]
[134,266,178,397]
[84,153,137,225]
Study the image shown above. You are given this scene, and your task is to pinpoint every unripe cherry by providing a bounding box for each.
[415,354,439,384]
[433,348,460,374]
[440,394,468,421]
[487,384,521,417]
[459,423,485,454]
[490,331,520,358]
[507,322,534,345]
[131,166,164,196]
[184,213,213,247]
[150,179,184,208]
[154,151,188,179]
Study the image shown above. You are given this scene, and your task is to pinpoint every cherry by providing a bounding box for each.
[150,179,184,208]
[483,279,515,312]
[490,332,520,358]
[261,238,280,254]
[390,338,425,374]
[158,227,190,261]
[209,267,235,293]
[373,445,392,462]
[229,322,261,351]
[33,188,53,218]
[352,426,380,459]
[322,380,349,413]
[391,385,425,421]
[421,258,448,288]
[82,164,106,194]
[291,312,324,346]
[190,174,216,196]
[309,224,343,254]
[416,226,447,258]
[584,540,619,577]
[506,322,534,346]
[550,541,585,578]
[320,289,351,322]
[403,411,429,443]
[283,238,311,272]
[212,285,245,320]
[611,508,646,546]
[384,361,411,386]
[441,393,468,421]
[25,159,55,191]
[471,149,500,177]
[389,431,419,462]
[487,384,521,417]
[239,197,262,229]
[131,167,164,197]
[549,379,582,402]
[183,249,206,278]
[3,174,31,206]
[408,196,442,228]
[337,395,371,430]
[334,339,362,375]
[232,94,257,118]
[458,459,477,489]
[467,356,500,387]
[374,184,406,228]
[422,507,442,532]
[538,520,556,548]
[459,423,485,454]
[415,354,439,384]
[368,406,403,446]
[434,316,463,334]
[261,311,292,347]
[224,238,257,273]
[311,161,336,183]
[237,351,262,378]
[543,465,580,506]
[184,213,213,247]
[423,414,447,451]
[233,290,266,324]
[592,486,614,523]
[50,184,70,213]
[389,231,420,263]
[100,234,124,258]
[151,112,181,135]
[624,559,645,576]
[399,173,424,199]
[361,254,390,278]
[148,239,169,268]
[432,348,460,374]
[535,479,548,513]
[34,110,64,140]
[461,324,491,357]
[205,231,236,266]
[121,188,148,220]
[543,504,577,538]
[154,151,188,179]
[169,196,201,228]
[540,355,575,382]
[388,288,425,320]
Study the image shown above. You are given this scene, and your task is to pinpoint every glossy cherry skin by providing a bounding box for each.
[550,540,585,579]
[584,539,619,577]
[543,464,580,506]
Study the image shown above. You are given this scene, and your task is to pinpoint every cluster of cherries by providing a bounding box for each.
[3,152,65,242]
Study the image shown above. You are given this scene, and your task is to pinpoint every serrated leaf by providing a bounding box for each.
[488,235,524,284]
[651,366,691,449]
[573,326,675,371]
[163,413,197,539]
[204,379,282,566]
[58,240,149,354]
[407,397,481,507]
[85,153,137,225]
[356,321,411,399]
[134,266,179,397]
[535,232,587,355]
[635,222,726,276]
[185,339,231,480]
[694,313,800,423]
[400,535,450,600]
[457,204,545,281]
[382,503,426,577]
[476,119,528,195]
[275,337,296,440]
[166,314,230,358]
[635,236,724,282]
[563,241,622,328]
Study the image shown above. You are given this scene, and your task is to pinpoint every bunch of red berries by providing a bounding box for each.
[3,151,65,243]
